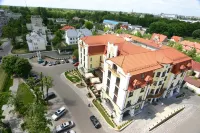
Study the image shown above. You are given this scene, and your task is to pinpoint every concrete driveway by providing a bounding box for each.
[0,40,12,57]
[32,63,106,133]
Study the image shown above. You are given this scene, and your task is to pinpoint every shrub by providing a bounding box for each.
[191,90,195,93]
[198,94,200,96]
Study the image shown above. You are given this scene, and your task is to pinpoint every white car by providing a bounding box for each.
[55,121,74,133]
[64,130,76,133]
[51,106,66,121]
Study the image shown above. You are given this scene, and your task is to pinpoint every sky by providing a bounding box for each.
[1,0,200,16]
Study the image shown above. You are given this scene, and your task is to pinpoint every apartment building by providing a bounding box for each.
[78,34,191,122]
[0,10,8,37]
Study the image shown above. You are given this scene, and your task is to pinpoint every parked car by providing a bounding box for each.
[42,61,48,66]
[64,130,76,133]
[90,115,101,128]
[55,60,60,64]
[55,121,74,133]
[48,62,53,66]
[65,59,69,63]
[53,61,57,65]
[44,92,56,101]
[60,60,65,64]
[52,106,66,121]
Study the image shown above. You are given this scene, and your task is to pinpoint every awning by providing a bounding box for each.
[94,83,103,91]
[90,77,101,84]
[84,73,94,79]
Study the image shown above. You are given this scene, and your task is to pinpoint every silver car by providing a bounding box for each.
[55,121,74,133]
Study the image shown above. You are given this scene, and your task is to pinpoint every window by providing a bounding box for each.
[100,56,102,62]
[128,92,133,97]
[164,76,167,81]
[114,87,118,96]
[156,72,161,77]
[174,75,177,79]
[90,57,92,61]
[153,81,157,86]
[106,86,109,95]
[107,79,110,87]
[90,64,92,68]
[116,77,120,86]
[113,64,117,71]
[126,101,131,108]
[150,89,154,94]
[113,95,117,103]
[162,71,166,77]
[108,71,111,79]
[140,88,145,93]
[181,72,184,77]
[138,96,142,103]
[141,73,145,79]
[70,38,72,40]
[167,68,171,73]
[158,81,162,85]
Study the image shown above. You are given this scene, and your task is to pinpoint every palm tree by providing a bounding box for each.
[43,76,53,104]
[27,77,36,90]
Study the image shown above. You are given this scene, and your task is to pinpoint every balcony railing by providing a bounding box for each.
[108,66,120,77]
[146,88,166,99]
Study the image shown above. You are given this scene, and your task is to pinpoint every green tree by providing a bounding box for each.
[115,23,121,30]
[187,48,197,59]
[43,76,53,104]
[192,29,200,38]
[2,25,18,45]
[84,21,93,30]
[104,27,110,32]
[134,31,142,38]
[173,43,183,52]
[24,102,51,133]
[40,72,44,99]
[73,49,79,59]
[14,58,32,78]
[1,55,18,75]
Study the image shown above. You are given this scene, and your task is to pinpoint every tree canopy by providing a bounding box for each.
[84,21,93,30]
[192,29,200,38]
[2,56,32,77]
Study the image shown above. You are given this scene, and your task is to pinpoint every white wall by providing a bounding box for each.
[185,82,200,94]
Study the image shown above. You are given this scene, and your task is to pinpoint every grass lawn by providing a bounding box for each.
[184,37,200,43]
[65,71,81,83]
[93,100,115,128]
[17,83,34,105]
[11,48,29,54]
[0,66,8,91]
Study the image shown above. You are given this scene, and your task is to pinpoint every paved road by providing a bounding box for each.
[0,40,12,57]
[32,63,106,133]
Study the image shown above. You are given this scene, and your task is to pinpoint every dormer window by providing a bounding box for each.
[113,64,117,71]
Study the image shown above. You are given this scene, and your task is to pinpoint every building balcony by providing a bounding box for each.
[108,66,120,77]
[146,88,166,99]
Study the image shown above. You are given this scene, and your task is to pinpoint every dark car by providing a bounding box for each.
[56,60,61,64]
[90,115,101,128]
[65,59,69,63]
[44,92,56,101]
[42,61,48,66]
[53,61,57,65]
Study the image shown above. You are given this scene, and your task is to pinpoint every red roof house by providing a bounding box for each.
[60,25,75,31]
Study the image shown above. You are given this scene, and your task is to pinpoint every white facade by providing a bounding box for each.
[65,29,92,45]
[5,12,22,20]
[26,32,47,51]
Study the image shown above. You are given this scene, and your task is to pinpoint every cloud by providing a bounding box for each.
[1,0,200,16]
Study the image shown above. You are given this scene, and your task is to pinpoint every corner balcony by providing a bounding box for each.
[146,88,166,99]
[108,66,120,77]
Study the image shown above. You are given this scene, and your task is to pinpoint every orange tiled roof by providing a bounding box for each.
[60,25,75,30]
[192,60,200,72]
[180,40,200,52]
[88,45,105,55]
[171,36,183,42]
[151,33,168,43]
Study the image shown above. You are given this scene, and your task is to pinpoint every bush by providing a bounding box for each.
[198,94,200,96]
[191,90,195,93]
[87,93,92,98]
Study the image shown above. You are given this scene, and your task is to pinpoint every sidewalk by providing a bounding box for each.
[2,78,27,133]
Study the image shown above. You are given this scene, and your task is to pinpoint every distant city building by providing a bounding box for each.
[160,13,178,20]
[5,11,22,20]
[55,18,67,24]
[65,29,92,45]
[0,9,8,37]
[103,20,128,30]
[26,32,47,51]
